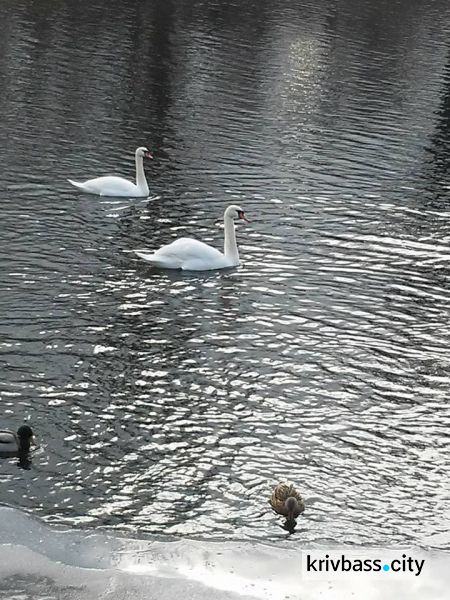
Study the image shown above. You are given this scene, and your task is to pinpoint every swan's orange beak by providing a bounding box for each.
[239,212,250,223]
[144,151,153,159]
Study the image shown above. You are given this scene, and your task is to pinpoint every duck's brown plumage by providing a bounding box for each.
[270,483,305,518]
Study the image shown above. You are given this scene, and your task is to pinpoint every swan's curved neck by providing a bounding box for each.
[224,215,239,263]
[135,154,149,195]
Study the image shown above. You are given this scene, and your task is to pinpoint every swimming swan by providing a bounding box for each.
[68,146,153,197]
[134,204,249,271]
[270,483,305,531]
[0,425,34,458]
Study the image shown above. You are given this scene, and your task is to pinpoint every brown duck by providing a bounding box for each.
[270,483,305,531]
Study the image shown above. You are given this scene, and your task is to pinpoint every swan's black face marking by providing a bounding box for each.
[137,147,153,159]
[237,210,249,222]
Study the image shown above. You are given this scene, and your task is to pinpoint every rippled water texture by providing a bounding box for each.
[0,0,449,548]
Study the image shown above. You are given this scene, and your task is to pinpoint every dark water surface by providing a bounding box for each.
[0,0,449,548]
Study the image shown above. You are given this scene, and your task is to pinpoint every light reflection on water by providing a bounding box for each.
[0,0,449,549]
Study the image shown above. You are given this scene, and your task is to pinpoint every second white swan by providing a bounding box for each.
[134,204,249,271]
[68,146,153,197]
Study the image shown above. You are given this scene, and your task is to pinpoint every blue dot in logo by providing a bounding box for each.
[383,564,390,572]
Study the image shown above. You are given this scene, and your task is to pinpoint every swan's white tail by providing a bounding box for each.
[67,179,85,191]
[134,250,180,269]
[134,250,155,261]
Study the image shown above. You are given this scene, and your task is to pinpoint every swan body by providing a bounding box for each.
[270,483,305,530]
[0,425,34,458]
[68,147,153,197]
[135,204,248,271]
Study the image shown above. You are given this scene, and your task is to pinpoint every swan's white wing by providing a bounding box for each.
[135,238,229,270]
[155,238,223,260]
[68,176,141,197]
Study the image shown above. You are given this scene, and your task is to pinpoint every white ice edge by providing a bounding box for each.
[0,506,448,600]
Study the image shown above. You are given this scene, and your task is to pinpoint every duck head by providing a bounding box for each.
[17,425,34,453]
[284,496,301,531]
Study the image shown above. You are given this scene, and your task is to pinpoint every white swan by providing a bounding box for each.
[134,204,249,271]
[68,146,153,197]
